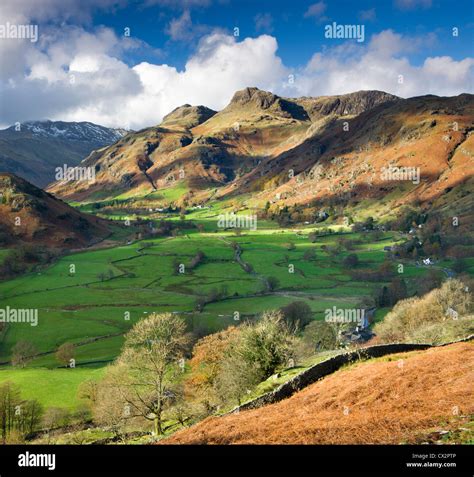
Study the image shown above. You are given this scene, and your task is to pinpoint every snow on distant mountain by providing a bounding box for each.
[0,120,130,187]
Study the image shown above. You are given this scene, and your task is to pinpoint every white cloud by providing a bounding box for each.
[287,30,473,99]
[0,0,472,131]
[304,2,327,19]
[166,10,193,41]
[254,13,274,33]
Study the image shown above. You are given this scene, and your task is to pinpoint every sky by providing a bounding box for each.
[0,0,473,129]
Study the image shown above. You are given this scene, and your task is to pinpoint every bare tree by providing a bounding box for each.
[107,313,189,435]
[55,342,75,367]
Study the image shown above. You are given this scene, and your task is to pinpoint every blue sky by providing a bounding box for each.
[0,0,473,129]
[96,0,473,68]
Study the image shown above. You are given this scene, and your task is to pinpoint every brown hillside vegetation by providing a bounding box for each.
[0,173,110,248]
[162,342,474,444]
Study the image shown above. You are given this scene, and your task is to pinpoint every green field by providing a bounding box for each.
[0,367,104,410]
[0,221,456,410]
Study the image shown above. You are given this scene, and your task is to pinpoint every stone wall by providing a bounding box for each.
[228,335,474,414]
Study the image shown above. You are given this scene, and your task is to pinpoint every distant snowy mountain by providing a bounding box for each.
[0,120,130,187]
[18,120,127,143]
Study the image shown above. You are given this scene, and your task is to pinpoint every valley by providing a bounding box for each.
[0,87,472,445]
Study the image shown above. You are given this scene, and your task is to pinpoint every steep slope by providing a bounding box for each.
[0,173,109,248]
[162,341,474,444]
[47,89,474,226]
[0,120,127,187]
[48,89,398,202]
[217,92,474,224]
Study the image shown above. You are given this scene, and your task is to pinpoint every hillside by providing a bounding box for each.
[47,89,399,201]
[162,341,474,444]
[0,173,110,248]
[0,120,127,187]
[47,89,474,225]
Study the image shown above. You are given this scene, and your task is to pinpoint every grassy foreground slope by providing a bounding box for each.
[163,341,474,444]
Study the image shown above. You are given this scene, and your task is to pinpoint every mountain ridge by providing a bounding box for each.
[46,88,473,227]
[0,120,129,187]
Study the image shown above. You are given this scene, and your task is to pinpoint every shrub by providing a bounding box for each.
[374,279,472,344]
[280,301,313,331]
[343,253,359,268]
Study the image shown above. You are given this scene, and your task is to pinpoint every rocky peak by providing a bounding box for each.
[161,104,217,129]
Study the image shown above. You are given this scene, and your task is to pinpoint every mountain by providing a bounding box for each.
[162,341,473,444]
[0,173,109,248]
[47,89,397,199]
[0,120,128,187]
[47,88,474,224]
[161,104,217,129]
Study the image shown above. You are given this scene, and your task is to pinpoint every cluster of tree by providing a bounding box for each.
[11,341,38,367]
[260,203,331,227]
[342,253,359,268]
[186,310,296,412]
[352,216,375,232]
[350,261,395,282]
[374,279,473,344]
[0,381,43,443]
[386,207,426,232]
[10,340,75,368]
[375,277,408,307]
[195,285,229,311]
[88,310,298,436]
[0,245,59,279]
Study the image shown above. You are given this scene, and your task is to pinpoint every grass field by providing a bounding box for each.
[0,219,458,410]
[0,367,104,410]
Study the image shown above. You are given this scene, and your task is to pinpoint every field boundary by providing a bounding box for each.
[227,335,474,414]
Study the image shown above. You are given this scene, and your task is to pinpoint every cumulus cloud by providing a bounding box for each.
[287,30,473,99]
[0,0,472,131]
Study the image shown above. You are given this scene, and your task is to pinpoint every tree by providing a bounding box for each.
[301,320,339,352]
[216,311,296,405]
[16,399,43,437]
[280,301,313,331]
[11,341,37,368]
[105,313,189,435]
[343,253,359,268]
[0,382,43,443]
[0,381,21,443]
[363,216,375,230]
[452,258,468,274]
[377,285,391,307]
[186,327,239,413]
[374,279,472,343]
[42,407,70,442]
[388,277,408,306]
[266,276,280,291]
[56,343,75,367]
